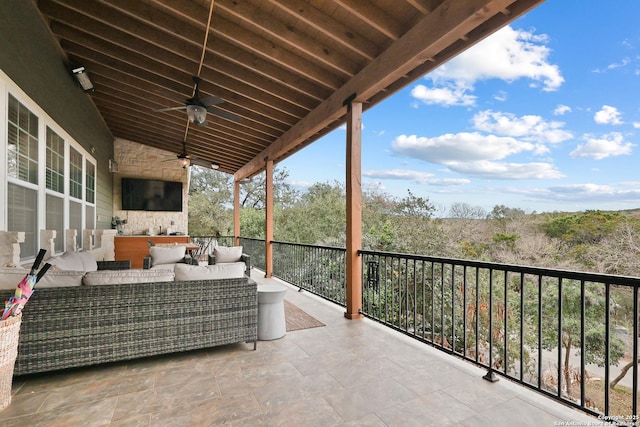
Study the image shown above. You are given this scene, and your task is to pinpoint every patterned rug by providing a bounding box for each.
[284,300,325,332]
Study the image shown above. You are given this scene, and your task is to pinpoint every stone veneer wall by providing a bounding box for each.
[112,139,189,236]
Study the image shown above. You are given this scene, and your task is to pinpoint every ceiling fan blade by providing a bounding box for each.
[154,106,187,112]
[206,107,241,123]
[198,95,224,107]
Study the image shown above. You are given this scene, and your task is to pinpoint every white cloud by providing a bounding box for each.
[392,133,535,163]
[412,26,563,107]
[445,160,564,179]
[410,84,475,107]
[538,182,640,202]
[494,90,508,102]
[287,179,313,189]
[632,122,640,129]
[363,169,469,186]
[594,105,623,125]
[570,132,634,159]
[593,57,631,73]
[472,110,573,144]
[554,104,571,115]
[391,133,563,180]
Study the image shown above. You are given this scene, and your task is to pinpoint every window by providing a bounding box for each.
[46,127,64,193]
[7,94,38,184]
[7,183,38,258]
[46,194,64,253]
[3,89,97,259]
[69,147,83,200]
[86,161,95,204]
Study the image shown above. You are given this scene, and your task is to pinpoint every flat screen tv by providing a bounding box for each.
[121,178,183,211]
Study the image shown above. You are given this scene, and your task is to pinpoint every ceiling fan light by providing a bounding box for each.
[186,105,207,124]
[211,162,220,169]
[180,157,190,168]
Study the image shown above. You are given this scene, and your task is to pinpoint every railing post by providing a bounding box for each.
[264,159,274,278]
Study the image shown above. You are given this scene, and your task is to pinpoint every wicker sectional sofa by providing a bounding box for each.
[0,275,258,376]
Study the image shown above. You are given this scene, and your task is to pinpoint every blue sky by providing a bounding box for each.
[279,1,640,215]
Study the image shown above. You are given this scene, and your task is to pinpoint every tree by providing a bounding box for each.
[188,167,233,235]
[449,202,486,219]
[538,280,625,397]
[394,189,435,219]
[489,204,526,220]
[240,168,298,209]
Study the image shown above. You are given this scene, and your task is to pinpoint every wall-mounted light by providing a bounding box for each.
[72,66,94,92]
[108,159,119,173]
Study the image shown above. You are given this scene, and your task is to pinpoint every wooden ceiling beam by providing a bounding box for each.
[215,0,360,77]
[266,0,380,61]
[60,39,304,129]
[149,0,345,91]
[332,0,406,40]
[53,23,310,124]
[44,0,329,103]
[77,61,272,135]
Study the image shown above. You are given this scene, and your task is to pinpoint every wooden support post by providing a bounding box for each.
[265,159,274,278]
[345,101,364,319]
[233,180,240,246]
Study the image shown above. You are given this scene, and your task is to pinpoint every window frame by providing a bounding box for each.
[2,73,98,260]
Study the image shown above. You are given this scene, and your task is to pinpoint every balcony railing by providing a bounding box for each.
[192,236,640,422]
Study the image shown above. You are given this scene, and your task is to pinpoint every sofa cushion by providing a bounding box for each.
[174,262,245,281]
[83,269,175,286]
[149,245,186,266]
[213,246,243,263]
[47,250,97,272]
[0,267,84,289]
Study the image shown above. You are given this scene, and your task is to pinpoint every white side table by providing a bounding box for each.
[257,284,287,340]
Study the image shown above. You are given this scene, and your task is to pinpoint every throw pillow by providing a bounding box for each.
[174,263,245,281]
[0,267,84,288]
[213,246,243,263]
[47,251,86,271]
[83,269,175,286]
[149,245,186,266]
[77,250,98,272]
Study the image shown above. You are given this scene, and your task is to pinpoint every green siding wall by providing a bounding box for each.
[0,0,113,229]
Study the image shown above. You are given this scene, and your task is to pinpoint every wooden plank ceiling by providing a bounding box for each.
[35,0,545,179]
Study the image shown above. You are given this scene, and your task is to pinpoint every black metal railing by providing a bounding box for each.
[238,237,266,271]
[195,235,639,420]
[360,249,640,422]
[271,240,347,306]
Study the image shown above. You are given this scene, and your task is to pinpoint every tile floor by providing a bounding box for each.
[1,272,599,426]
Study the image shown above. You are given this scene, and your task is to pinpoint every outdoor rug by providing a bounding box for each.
[284,300,325,332]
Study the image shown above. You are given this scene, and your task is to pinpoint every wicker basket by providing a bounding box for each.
[0,314,21,411]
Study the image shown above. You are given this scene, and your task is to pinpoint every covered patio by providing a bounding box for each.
[1,271,596,426]
[1,0,612,424]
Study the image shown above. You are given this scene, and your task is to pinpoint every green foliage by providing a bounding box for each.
[492,232,518,249]
[394,189,435,219]
[240,208,265,239]
[459,241,489,258]
[188,167,233,235]
[489,204,526,220]
[543,210,623,245]
[536,279,625,396]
